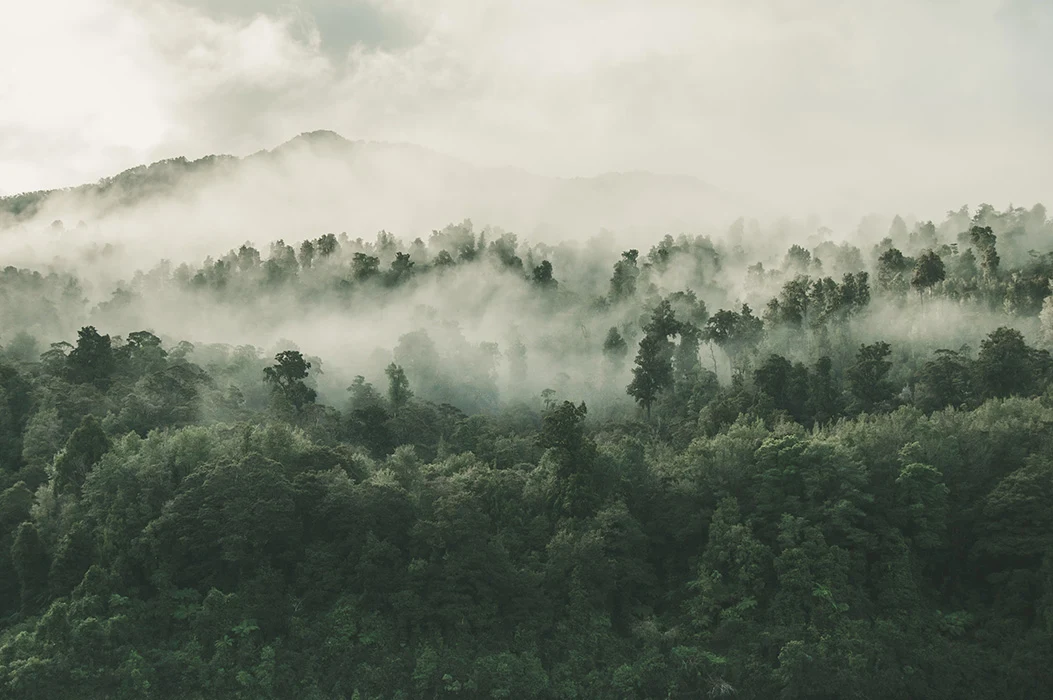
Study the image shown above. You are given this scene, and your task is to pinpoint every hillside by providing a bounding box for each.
[0,131,735,245]
[0,199,1052,698]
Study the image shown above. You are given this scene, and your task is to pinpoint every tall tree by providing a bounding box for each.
[387,252,415,286]
[754,354,810,424]
[298,239,316,268]
[976,327,1032,399]
[877,248,913,294]
[674,323,703,385]
[609,249,640,302]
[703,304,764,374]
[627,301,679,419]
[263,350,317,415]
[316,233,339,257]
[911,250,946,295]
[628,335,673,420]
[969,225,1000,279]
[914,349,972,412]
[52,415,111,497]
[11,521,49,614]
[0,363,32,471]
[532,260,557,288]
[846,341,895,413]
[352,252,380,282]
[67,326,115,387]
[540,401,602,517]
[806,356,841,425]
[385,363,413,417]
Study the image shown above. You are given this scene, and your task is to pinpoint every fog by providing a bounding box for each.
[0,131,740,270]
[5,6,1053,696]
[1,0,1051,419]
[2,184,1050,419]
[2,0,1051,220]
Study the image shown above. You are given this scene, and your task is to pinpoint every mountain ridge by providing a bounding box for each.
[0,130,716,225]
[0,130,742,261]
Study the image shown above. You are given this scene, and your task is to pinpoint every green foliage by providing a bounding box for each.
[877,247,914,293]
[52,415,111,497]
[702,304,763,373]
[608,249,640,302]
[915,349,973,412]
[385,363,413,417]
[11,521,49,614]
[976,327,1035,399]
[969,225,1000,277]
[0,362,32,471]
[847,341,895,413]
[753,354,810,424]
[263,350,317,415]
[0,205,1052,698]
[627,301,680,418]
[912,249,947,293]
[67,326,116,388]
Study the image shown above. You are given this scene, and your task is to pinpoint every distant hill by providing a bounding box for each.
[0,131,741,252]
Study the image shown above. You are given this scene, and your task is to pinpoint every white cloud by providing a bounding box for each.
[0,0,1050,221]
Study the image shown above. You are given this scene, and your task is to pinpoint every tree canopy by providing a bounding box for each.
[0,201,1052,698]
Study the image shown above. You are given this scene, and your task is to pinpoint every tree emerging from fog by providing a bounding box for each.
[0,198,1052,699]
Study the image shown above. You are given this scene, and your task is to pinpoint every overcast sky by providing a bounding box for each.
[1,0,1050,217]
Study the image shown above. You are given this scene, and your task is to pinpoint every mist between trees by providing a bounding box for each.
[1,200,1053,698]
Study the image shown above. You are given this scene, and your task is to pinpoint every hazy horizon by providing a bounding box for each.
[2,0,1051,224]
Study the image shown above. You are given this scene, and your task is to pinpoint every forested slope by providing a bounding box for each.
[1,202,1053,698]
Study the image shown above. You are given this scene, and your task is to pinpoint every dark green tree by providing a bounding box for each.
[806,356,841,425]
[703,304,764,373]
[263,350,317,414]
[976,455,1053,566]
[976,327,1032,399]
[316,233,339,257]
[628,334,672,420]
[48,523,94,599]
[347,375,384,411]
[627,301,679,419]
[784,244,812,273]
[352,252,380,282]
[532,260,557,288]
[877,248,913,293]
[911,250,946,295]
[846,341,895,412]
[385,363,413,417]
[0,363,32,471]
[540,401,602,517]
[969,225,999,278]
[67,326,116,387]
[144,453,300,592]
[915,349,972,412]
[11,521,49,614]
[298,239,315,268]
[753,354,809,424]
[387,252,415,286]
[674,323,703,385]
[52,415,111,497]
[609,249,640,302]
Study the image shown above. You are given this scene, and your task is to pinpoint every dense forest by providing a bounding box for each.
[1,200,1053,699]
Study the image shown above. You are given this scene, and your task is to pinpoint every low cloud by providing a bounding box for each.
[1,0,1050,224]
